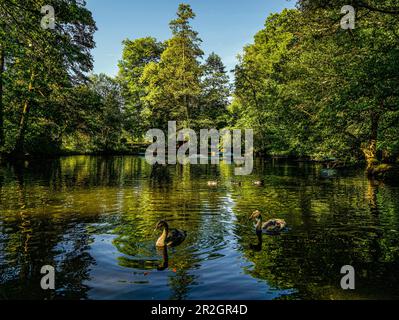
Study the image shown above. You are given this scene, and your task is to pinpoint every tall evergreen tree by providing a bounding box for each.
[141,3,203,130]
[198,52,230,128]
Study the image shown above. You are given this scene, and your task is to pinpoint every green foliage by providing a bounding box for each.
[118,37,164,137]
[0,0,97,155]
[141,3,204,130]
[2,2,231,157]
[232,6,399,168]
[1,0,397,169]
[119,4,229,133]
[233,10,301,155]
[198,53,230,129]
[297,0,399,15]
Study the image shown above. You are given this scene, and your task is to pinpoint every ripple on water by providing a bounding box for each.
[1,156,399,299]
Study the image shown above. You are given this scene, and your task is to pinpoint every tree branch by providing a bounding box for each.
[356,0,399,15]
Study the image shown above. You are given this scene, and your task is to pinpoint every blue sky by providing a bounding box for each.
[86,0,296,77]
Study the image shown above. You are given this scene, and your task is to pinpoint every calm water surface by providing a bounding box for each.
[1,156,399,300]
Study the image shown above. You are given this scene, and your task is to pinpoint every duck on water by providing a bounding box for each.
[155,220,187,247]
[249,210,287,235]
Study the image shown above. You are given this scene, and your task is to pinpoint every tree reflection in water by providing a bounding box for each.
[1,156,399,299]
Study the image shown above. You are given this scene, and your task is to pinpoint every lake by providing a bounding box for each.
[1,156,399,300]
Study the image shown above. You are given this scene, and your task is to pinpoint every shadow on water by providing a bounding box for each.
[0,159,96,299]
[1,156,399,299]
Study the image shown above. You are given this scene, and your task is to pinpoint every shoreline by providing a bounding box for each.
[0,150,391,167]
[1,150,397,167]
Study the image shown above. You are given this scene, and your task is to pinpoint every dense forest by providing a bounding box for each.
[1,0,399,177]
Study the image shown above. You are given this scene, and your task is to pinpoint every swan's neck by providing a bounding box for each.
[156,227,169,247]
[255,217,263,231]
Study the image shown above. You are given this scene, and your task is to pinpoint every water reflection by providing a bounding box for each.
[1,156,399,300]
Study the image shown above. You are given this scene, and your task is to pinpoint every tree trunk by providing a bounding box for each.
[14,70,35,155]
[0,46,4,149]
[362,110,380,176]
